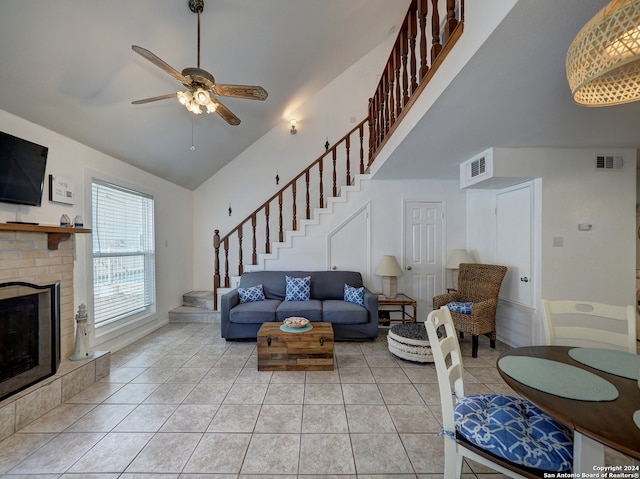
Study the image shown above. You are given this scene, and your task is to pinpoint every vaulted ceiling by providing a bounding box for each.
[2,1,639,191]
[0,0,409,190]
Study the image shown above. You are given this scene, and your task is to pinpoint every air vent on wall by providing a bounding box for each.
[596,155,623,170]
[471,156,486,177]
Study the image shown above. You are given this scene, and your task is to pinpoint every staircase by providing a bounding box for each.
[169,291,219,323]
[179,0,465,312]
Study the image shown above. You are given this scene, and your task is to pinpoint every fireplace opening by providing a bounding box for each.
[0,282,60,401]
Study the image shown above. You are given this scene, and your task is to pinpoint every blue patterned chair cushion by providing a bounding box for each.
[238,284,265,303]
[446,301,473,314]
[454,394,573,472]
[285,276,311,301]
[344,283,364,306]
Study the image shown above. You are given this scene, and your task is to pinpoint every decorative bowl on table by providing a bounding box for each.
[283,317,309,328]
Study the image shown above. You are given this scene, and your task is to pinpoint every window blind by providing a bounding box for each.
[92,180,155,325]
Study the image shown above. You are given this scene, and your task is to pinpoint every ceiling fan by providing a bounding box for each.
[131,0,267,125]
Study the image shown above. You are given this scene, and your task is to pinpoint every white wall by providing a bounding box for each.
[467,147,636,344]
[0,110,193,352]
[192,34,398,290]
[255,178,466,295]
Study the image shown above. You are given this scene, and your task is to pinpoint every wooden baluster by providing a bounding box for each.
[251,214,257,265]
[332,148,338,197]
[445,0,458,41]
[237,228,243,276]
[377,82,385,146]
[383,71,390,134]
[431,0,442,62]
[401,27,409,107]
[345,136,351,186]
[395,43,402,115]
[419,0,428,80]
[292,180,297,231]
[359,123,365,174]
[319,157,324,208]
[264,203,271,254]
[223,237,229,288]
[388,61,395,126]
[213,229,220,310]
[409,1,418,94]
[305,170,311,219]
[278,191,284,242]
[368,98,375,162]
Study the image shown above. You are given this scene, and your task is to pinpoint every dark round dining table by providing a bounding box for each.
[497,346,640,465]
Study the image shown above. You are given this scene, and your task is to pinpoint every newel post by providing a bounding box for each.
[213,229,220,310]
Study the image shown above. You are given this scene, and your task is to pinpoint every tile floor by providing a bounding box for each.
[0,321,632,478]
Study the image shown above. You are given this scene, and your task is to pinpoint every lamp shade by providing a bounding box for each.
[446,249,474,269]
[375,255,403,277]
[567,0,640,106]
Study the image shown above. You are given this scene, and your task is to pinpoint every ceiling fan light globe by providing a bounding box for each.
[206,103,217,114]
[195,88,209,105]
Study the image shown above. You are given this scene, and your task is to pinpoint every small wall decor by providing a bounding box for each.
[228,203,232,216]
[49,174,76,205]
[325,138,330,151]
[276,170,280,185]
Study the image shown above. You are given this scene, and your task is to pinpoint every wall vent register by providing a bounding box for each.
[595,155,623,170]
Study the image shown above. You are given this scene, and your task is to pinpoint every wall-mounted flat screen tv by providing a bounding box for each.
[0,131,48,207]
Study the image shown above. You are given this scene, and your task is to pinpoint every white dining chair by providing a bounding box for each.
[541,300,636,353]
[424,306,573,478]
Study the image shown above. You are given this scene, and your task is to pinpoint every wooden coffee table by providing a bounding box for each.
[257,322,334,371]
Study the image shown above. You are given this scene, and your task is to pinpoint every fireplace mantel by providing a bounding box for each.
[0,223,91,250]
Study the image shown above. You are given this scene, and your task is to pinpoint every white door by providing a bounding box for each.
[403,201,443,320]
[496,184,533,305]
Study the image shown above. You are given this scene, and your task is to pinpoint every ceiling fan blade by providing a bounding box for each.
[132,93,177,105]
[211,84,268,101]
[132,45,190,85]
[211,98,241,125]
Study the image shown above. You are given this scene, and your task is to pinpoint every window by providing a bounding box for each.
[91,179,155,326]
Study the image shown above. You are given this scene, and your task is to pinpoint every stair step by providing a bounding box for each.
[183,290,214,310]
[169,306,220,323]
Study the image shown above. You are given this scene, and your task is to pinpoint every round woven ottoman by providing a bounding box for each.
[387,322,434,363]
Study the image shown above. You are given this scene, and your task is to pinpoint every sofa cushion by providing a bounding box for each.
[238,284,265,303]
[276,299,323,322]
[285,275,311,301]
[344,283,364,306]
[229,299,281,323]
[322,299,368,324]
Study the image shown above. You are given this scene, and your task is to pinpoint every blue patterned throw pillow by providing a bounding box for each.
[344,283,364,306]
[446,301,473,314]
[238,284,265,303]
[285,276,311,301]
[454,394,573,472]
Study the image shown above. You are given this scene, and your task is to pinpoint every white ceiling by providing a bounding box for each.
[0,0,409,190]
[2,0,639,191]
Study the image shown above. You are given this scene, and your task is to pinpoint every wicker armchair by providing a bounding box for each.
[433,263,507,358]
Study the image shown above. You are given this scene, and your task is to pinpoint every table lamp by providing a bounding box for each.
[375,255,403,298]
[446,249,474,289]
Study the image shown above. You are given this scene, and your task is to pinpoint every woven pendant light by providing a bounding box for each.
[567,0,640,106]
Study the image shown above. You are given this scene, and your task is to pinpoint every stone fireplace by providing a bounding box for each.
[0,226,109,441]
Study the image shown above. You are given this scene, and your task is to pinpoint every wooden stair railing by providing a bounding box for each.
[369,0,464,161]
[213,119,368,309]
[213,0,465,309]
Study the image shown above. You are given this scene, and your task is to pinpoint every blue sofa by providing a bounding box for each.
[220,270,378,341]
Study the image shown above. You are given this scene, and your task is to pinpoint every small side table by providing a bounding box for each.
[377,293,417,324]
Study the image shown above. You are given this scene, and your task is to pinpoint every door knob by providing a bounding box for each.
[332,266,337,270]
[406,266,412,270]
[520,277,529,283]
